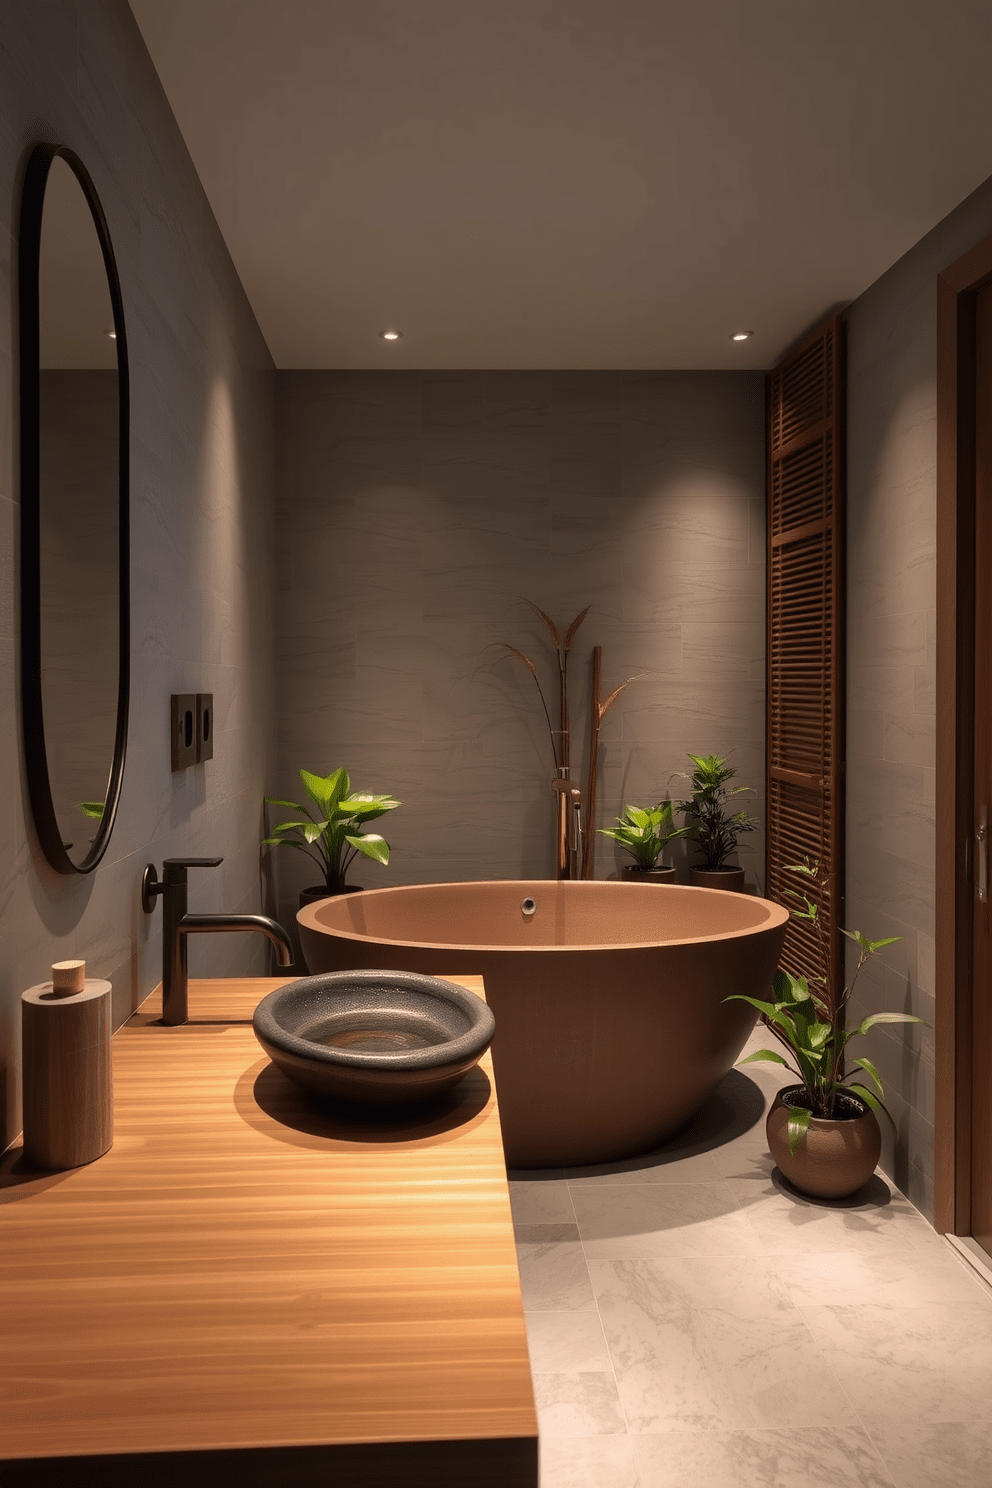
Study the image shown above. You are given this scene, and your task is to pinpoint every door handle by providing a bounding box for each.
[978,807,988,903]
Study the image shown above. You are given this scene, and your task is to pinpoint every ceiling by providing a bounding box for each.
[129,0,992,371]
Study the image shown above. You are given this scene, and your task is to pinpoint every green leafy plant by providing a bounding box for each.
[263,767,400,894]
[598,800,689,869]
[727,860,925,1154]
[678,752,756,869]
[78,801,105,819]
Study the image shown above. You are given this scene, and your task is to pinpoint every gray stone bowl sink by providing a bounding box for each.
[252,969,496,1107]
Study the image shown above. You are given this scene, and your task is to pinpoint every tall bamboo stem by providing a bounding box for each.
[582,647,602,879]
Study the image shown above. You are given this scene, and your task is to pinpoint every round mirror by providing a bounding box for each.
[19,145,129,874]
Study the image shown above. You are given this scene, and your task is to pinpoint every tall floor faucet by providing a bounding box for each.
[141,857,293,1025]
[552,775,584,880]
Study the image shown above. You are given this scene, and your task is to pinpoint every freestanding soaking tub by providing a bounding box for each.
[298,880,789,1168]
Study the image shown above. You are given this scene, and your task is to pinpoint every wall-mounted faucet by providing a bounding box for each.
[141,857,293,1025]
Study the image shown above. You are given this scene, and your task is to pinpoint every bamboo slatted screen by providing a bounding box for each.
[767,316,845,1006]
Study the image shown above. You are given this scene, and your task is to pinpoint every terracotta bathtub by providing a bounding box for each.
[298,880,789,1168]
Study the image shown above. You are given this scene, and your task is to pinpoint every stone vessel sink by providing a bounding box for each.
[252,969,495,1107]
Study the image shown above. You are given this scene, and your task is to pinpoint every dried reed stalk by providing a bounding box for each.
[582,652,641,879]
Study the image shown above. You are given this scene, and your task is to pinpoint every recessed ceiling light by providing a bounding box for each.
[730,330,753,342]
[379,329,403,341]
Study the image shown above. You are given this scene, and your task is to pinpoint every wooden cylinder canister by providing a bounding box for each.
[21,959,113,1169]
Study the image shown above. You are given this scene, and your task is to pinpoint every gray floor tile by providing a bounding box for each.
[572,1179,763,1260]
[631,1426,895,1488]
[803,1301,992,1432]
[539,1433,641,1488]
[590,1256,853,1432]
[866,1419,992,1488]
[566,1148,726,1184]
[772,1245,992,1309]
[509,1177,575,1224]
[532,1370,628,1436]
[730,1174,944,1255]
[524,1308,613,1372]
[516,1236,598,1312]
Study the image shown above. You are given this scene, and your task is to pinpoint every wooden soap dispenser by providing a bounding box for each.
[21,959,113,1169]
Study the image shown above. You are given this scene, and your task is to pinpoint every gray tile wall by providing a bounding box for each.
[270,370,766,937]
[845,172,992,1221]
[0,0,278,1150]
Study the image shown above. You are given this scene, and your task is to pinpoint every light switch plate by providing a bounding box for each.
[196,693,214,763]
[171,694,196,771]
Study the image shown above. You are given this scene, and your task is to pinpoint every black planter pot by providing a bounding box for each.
[688,866,746,892]
[621,865,676,883]
[299,884,364,910]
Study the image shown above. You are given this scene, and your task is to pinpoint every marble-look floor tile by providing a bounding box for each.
[802,1302,992,1431]
[572,1181,763,1260]
[590,1257,852,1432]
[515,1223,580,1242]
[631,1426,895,1488]
[729,1175,944,1255]
[539,1433,641,1488]
[566,1148,726,1185]
[771,1246,992,1309]
[532,1371,627,1436]
[516,1236,598,1313]
[866,1419,992,1488]
[509,1177,575,1224]
[525,1309,613,1373]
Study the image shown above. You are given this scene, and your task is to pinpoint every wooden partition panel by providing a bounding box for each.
[766,317,846,1003]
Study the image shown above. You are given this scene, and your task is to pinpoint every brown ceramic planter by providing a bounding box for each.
[689,866,746,892]
[767,1086,882,1199]
[621,865,676,883]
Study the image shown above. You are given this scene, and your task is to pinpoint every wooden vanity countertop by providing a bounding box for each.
[0,977,537,1487]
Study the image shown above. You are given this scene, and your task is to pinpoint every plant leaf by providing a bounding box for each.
[346,832,389,865]
[849,1057,885,1100]
[851,1012,927,1036]
[737,1048,795,1070]
[499,643,538,677]
[264,797,309,812]
[786,1103,811,1156]
[563,607,590,651]
[845,1083,893,1126]
[527,602,561,649]
[598,675,643,720]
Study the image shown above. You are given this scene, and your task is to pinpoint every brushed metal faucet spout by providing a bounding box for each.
[141,857,293,1026]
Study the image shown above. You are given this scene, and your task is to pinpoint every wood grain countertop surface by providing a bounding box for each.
[0,976,538,1487]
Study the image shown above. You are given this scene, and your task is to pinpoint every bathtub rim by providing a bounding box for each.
[297,878,790,956]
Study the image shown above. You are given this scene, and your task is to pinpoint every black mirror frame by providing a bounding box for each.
[18,144,130,875]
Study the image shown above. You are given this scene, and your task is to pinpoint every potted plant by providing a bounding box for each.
[728,860,925,1198]
[263,767,401,906]
[678,752,756,890]
[598,800,689,882]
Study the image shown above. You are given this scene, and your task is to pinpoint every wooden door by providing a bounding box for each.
[973,279,992,1259]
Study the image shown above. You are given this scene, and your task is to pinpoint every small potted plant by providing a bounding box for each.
[728,860,925,1198]
[598,800,689,882]
[263,767,401,906]
[678,752,756,890]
